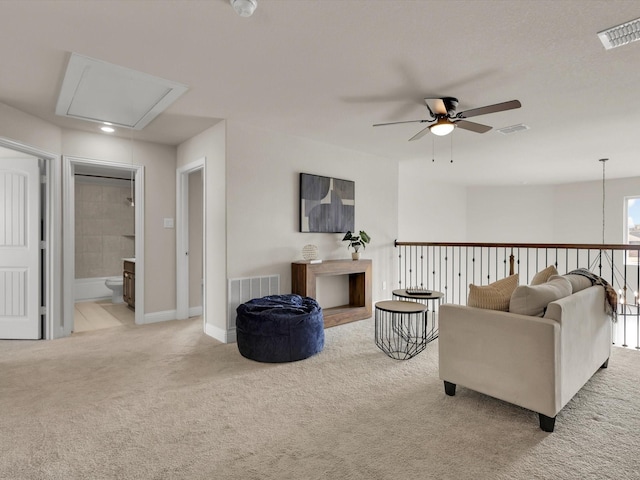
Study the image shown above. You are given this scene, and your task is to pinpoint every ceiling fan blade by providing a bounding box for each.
[408,125,432,141]
[457,100,521,119]
[432,98,447,115]
[373,119,429,127]
[423,98,435,117]
[455,119,492,133]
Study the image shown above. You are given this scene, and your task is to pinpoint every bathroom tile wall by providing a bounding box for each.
[75,178,135,278]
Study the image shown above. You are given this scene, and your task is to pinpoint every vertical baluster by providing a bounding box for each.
[444,245,448,303]
[472,246,476,288]
[427,244,431,291]
[486,247,490,283]
[598,249,603,278]
[465,246,470,305]
[419,245,424,289]
[431,245,435,293]
[398,245,402,289]
[458,246,462,305]
[509,248,515,276]
[545,248,548,271]
[410,245,415,289]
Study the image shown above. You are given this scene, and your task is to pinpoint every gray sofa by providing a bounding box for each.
[438,285,612,432]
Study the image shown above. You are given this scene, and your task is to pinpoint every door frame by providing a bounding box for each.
[0,137,60,339]
[62,155,145,332]
[176,157,205,321]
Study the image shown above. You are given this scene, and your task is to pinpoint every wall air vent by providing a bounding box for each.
[56,53,188,130]
[598,17,640,50]
[496,124,530,135]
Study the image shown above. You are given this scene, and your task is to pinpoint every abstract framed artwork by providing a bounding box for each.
[299,173,355,233]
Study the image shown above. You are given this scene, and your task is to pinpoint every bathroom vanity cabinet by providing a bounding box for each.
[123,260,135,309]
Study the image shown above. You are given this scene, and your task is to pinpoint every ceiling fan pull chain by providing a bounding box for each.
[450,133,454,163]
[432,136,435,162]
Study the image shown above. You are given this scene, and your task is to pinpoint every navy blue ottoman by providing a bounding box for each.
[236,294,324,363]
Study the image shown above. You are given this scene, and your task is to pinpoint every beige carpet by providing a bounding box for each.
[1,318,639,480]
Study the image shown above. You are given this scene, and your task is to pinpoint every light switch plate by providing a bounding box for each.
[163,218,174,228]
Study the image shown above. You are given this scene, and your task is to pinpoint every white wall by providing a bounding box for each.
[397,162,640,247]
[466,185,555,242]
[398,158,467,241]
[553,177,640,244]
[465,178,640,245]
[0,102,61,154]
[225,120,398,310]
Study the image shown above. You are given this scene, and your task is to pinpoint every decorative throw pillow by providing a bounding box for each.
[468,274,519,311]
[549,274,592,294]
[509,276,572,317]
[530,265,558,285]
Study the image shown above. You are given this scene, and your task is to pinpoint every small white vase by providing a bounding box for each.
[351,251,360,260]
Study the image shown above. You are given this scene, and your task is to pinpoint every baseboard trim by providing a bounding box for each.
[189,306,203,317]
[204,322,236,344]
[142,309,177,324]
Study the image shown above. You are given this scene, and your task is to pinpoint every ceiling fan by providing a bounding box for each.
[373,97,521,140]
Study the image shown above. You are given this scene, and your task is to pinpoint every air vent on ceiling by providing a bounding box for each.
[496,124,530,135]
[56,53,188,130]
[598,17,640,50]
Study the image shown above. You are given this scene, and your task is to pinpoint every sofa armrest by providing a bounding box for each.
[439,305,561,417]
[544,285,611,405]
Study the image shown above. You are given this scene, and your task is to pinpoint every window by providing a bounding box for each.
[625,196,640,264]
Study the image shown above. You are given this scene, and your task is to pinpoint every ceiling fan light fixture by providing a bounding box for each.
[429,118,455,136]
[230,0,257,17]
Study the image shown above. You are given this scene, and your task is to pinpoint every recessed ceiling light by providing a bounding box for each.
[598,17,640,50]
[101,126,115,133]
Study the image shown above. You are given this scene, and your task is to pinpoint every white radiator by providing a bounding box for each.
[227,274,280,330]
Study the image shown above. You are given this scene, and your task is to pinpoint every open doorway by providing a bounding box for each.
[176,158,205,323]
[63,156,145,333]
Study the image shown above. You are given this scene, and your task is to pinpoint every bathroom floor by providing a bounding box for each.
[74,299,135,333]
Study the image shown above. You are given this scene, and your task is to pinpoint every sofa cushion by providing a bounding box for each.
[531,265,558,285]
[549,273,592,294]
[509,276,572,317]
[468,274,519,311]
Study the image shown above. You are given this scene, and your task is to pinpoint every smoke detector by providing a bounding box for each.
[230,0,257,17]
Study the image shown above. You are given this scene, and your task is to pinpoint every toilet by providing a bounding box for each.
[105,276,124,304]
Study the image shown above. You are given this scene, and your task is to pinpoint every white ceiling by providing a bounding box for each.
[1,0,639,186]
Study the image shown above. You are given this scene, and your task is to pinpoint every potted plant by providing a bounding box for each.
[342,230,371,260]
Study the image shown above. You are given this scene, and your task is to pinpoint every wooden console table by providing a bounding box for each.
[291,259,372,328]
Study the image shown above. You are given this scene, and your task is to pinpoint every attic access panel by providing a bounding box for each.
[55,53,188,130]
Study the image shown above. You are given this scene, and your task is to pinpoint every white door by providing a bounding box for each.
[0,157,41,339]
